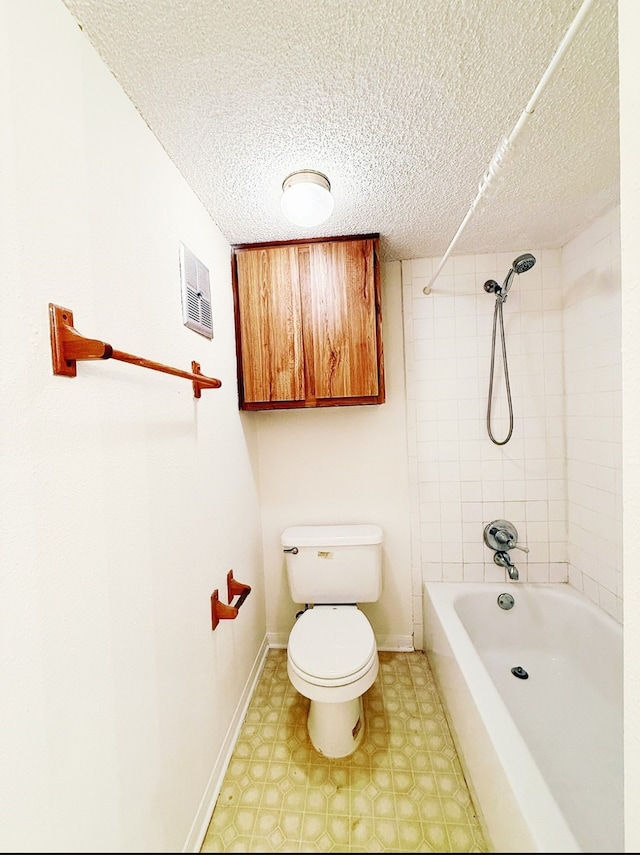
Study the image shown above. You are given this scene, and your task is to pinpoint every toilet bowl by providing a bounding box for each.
[282,523,383,758]
[288,605,379,757]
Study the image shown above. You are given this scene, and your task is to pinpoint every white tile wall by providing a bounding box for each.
[562,208,622,622]
[404,210,622,646]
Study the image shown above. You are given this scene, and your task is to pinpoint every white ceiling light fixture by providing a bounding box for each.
[280,169,334,228]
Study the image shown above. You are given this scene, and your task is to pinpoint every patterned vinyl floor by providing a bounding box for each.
[201,648,488,853]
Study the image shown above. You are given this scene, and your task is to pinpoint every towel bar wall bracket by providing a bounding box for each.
[48,303,221,397]
[210,570,252,631]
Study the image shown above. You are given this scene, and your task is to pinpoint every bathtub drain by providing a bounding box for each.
[511,666,529,679]
[497,593,514,609]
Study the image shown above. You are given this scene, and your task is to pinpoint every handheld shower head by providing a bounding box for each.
[501,252,536,300]
[513,253,536,274]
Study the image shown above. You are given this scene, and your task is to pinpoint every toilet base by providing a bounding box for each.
[307,696,365,758]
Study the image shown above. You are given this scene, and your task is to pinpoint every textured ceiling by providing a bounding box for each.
[61,0,619,263]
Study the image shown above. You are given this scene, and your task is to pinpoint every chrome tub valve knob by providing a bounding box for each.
[483,519,528,553]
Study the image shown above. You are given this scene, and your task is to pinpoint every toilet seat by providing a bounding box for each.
[288,606,377,688]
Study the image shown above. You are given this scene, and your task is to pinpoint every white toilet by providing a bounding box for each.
[281,523,383,758]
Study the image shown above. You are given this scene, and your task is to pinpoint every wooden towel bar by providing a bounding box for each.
[49,303,221,397]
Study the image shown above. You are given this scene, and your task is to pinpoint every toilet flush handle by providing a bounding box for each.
[283,546,298,554]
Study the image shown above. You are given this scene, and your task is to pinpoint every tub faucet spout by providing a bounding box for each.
[494,550,519,580]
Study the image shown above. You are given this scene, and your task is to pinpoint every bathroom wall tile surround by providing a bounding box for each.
[562,208,622,620]
[403,212,622,645]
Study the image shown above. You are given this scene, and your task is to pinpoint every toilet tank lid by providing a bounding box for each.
[281,524,383,547]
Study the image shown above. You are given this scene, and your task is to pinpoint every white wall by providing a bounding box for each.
[0,3,266,851]
[620,1,640,850]
[257,261,414,651]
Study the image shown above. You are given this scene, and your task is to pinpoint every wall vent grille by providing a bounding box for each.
[179,242,213,339]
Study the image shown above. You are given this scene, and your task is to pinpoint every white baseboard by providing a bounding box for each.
[377,634,415,651]
[184,636,270,853]
[267,632,288,648]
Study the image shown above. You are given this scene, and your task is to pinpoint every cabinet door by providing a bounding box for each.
[306,238,380,400]
[234,245,305,405]
[232,234,384,410]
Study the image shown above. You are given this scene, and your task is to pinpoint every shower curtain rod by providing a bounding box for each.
[423,0,597,295]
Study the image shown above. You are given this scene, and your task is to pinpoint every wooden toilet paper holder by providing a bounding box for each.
[210,570,251,631]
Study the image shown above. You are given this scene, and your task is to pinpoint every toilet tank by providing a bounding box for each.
[282,524,383,604]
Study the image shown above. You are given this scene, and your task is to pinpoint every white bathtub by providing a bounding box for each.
[423,582,623,853]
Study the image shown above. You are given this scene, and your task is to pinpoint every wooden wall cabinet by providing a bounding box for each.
[230,234,385,411]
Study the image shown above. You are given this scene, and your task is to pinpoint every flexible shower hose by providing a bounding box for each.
[486,297,513,445]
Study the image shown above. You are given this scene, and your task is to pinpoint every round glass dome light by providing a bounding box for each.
[280,170,334,228]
